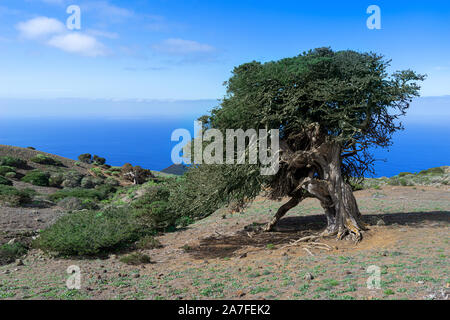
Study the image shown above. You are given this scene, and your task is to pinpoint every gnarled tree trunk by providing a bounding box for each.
[266,140,368,241]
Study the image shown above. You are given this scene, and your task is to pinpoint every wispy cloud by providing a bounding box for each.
[81,1,134,23]
[152,38,215,55]
[86,29,119,39]
[47,33,107,57]
[16,16,65,39]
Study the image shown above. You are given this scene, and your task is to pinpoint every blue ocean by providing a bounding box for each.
[0,117,448,178]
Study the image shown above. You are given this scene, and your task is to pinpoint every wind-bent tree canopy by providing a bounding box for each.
[178,48,424,241]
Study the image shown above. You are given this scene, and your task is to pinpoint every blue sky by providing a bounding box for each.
[0,0,449,106]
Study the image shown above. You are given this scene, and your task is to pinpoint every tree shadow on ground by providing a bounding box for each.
[185,211,449,260]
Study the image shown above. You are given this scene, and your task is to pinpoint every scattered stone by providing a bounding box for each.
[377,219,386,226]
[7,238,16,245]
[239,253,247,259]
[15,259,24,266]
[304,272,314,280]
[236,290,246,297]
[417,281,424,285]
[133,273,140,279]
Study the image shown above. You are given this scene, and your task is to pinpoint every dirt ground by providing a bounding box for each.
[0,185,449,300]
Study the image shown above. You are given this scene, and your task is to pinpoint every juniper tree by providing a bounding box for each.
[178,48,424,241]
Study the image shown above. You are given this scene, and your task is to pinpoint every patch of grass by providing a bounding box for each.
[120,252,152,265]
[418,167,445,175]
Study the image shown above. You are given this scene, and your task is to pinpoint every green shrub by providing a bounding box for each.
[21,170,50,186]
[418,167,445,175]
[131,185,176,230]
[80,177,95,189]
[398,172,413,177]
[49,173,64,188]
[0,176,13,186]
[90,167,105,178]
[0,156,27,168]
[93,155,106,165]
[0,166,15,176]
[105,177,120,186]
[4,172,16,179]
[0,185,35,206]
[78,153,92,164]
[49,185,117,202]
[61,171,83,188]
[120,252,151,265]
[30,154,62,166]
[136,236,162,249]
[34,208,145,256]
[0,242,27,265]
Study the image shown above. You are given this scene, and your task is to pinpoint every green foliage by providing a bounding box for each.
[4,172,16,179]
[0,166,16,176]
[131,185,176,230]
[78,153,92,164]
[0,156,27,168]
[21,170,50,186]
[0,175,12,186]
[0,242,27,265]
[49,185,117,202]
[136,236,162,249]
[0,185,35,206]
[119,252,151,265]
[48,173,64,188]
[30,154,62,166]
[398,172,413,177]
[61,171,83,188]
[34,208,145,256]
[418,167,445,175]
[93,155,106,165]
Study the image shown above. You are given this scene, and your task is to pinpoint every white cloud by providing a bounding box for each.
[16,16,65,39]
[152,38,215,55]
[47,33,107,57]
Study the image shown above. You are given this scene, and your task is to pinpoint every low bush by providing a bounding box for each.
[93,155,106,165]
[0,156,27,168]
[418,167,445,175]
[78,153,92,164]
[119,252,151,265]
[131,185,177,230]
[30,154,62,166]
[0,185,35,206]
[0,166,15,176]
[136,235,162,249]
[21,170,50,186]
[49,185,117,202]
[61,171,83,188]
[34,208,146,256]
[0,176,13,186]
[0,242,28,265]
[49,173,64,188]
[398,172,413,177]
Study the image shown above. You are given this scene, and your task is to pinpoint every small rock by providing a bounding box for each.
[345,271,352,275]
[239,253,247,259]
[103,269,107,273]
[7,238,16,245]
[109,254,117,260]
[304,272,314,280]
[377,219,386,226]
[132,273,140,279]
[417,281,424,285]
[236,290,246,297]
[15,259,24,266]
